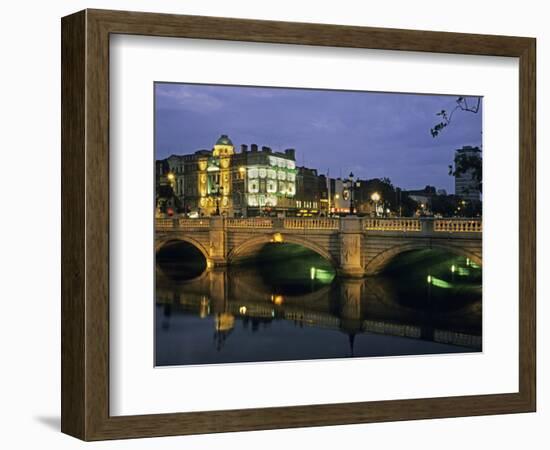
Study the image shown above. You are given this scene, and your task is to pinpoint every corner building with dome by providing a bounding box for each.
[156,134,327,217]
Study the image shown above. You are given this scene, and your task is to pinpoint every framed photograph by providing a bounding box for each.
[61,9,536,440]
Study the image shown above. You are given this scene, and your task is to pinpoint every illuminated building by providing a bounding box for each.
[157,135,298,217]
[240,144,297,216]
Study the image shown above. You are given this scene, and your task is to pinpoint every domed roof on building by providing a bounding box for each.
[216,134,233,146]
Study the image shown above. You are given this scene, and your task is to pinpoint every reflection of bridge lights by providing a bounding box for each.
[215,313,235,331]
[431,277,451,289]
[239,306,247,315]
[199,297,210,318]
[427,275,452,288]
[451,264,456,273]
[313,268,335,283]
[466,257,470,266]
[271,294,284,305]
[206,260,214,269]
[310,267,316,280]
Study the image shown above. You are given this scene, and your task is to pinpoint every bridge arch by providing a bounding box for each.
[227,233,338,268]
[364,242,482,275]
[155,234,210,262]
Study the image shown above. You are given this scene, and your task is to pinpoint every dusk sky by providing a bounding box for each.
[155,83,482,193]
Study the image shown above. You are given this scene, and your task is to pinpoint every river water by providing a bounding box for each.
[155,244,482,366]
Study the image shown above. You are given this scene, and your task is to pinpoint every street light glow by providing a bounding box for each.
[371,192,381,202]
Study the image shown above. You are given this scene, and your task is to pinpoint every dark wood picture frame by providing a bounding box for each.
[61,9,536,441]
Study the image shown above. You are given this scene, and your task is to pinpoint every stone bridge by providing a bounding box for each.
[155,216,482,277]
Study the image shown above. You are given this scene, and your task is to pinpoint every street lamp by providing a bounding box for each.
[371,192,381,217]
[345,172,359,215]
[349,172,355,214]
[167,172,176,192]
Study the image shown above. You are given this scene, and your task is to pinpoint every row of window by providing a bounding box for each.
[268,156,296,170]
[247,194,279,207]
[296,200,318,209]
[248,167,296,181]
[248,179,296,196]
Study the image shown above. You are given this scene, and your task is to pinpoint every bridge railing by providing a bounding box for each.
[156,218,211,229]
[363,218,422,232]
[283,218,340,230]
[225,218,273,228]
[156,216,482,234]
[433,219,482,233]
[177,218,210,228]
[156,218,176,229]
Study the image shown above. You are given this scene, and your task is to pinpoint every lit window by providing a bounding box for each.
[248,195,258,207]
[249,180,259,193]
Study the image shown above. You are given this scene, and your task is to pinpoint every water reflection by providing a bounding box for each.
[155,247,482,366]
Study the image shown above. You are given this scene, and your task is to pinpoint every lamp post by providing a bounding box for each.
[371,192,381,217]
[348,172,356,215]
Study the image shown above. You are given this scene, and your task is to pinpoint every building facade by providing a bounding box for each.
[328,178,351,214]
[295,167,328,216]
[156,135,299,217]
[454,145,482,202]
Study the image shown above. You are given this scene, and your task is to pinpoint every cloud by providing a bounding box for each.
[156,85,225,113]
[310,117,346,132]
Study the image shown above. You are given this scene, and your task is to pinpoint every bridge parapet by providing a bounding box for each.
[283,218,339,230]
[225,218,273,228]
[363,218,421,232]
[434,219,482,233]
[362,217,482,235]
[156,217,210,230]
[156,217,482,235]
